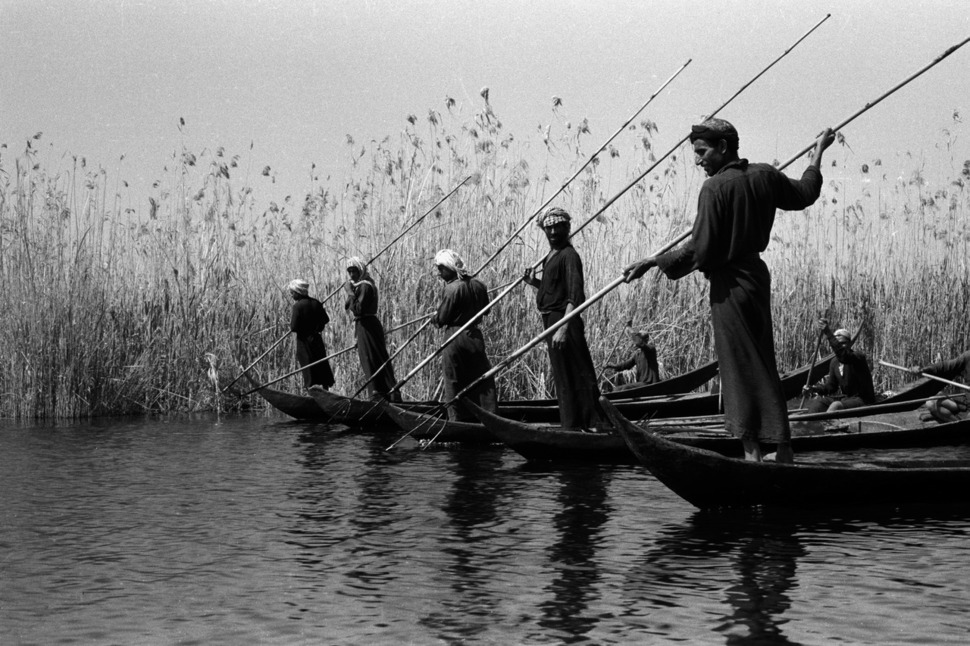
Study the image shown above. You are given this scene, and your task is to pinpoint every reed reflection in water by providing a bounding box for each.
[3,415,970,644]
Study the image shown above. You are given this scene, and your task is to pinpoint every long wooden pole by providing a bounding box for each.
[374,60,691,396]
[470,58,693,278]
[228,174,475,391]
[879,360,970,392]
[799,331,825,408]
[386,237,688,450]
[388,15,831,398]
[239,312,435,396]
[221,331,288,393]
[318,174,477,307]
[345,279,517,400]
[402,32,970,451]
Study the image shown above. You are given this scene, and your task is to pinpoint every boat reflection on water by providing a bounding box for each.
[627,510,805,645]
[537,465,612,641]
[418,445,513,641]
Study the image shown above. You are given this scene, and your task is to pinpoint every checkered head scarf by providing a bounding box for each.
[538,207,571,229]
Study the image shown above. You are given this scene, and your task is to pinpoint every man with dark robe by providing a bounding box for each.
[524,207,603,432]
[623,118,835,462]
[606,327,661,391]
[431,248,498,421]
[912,350,970,422]
[804,321,876,413]
[288,278,336,390]
[344,257,401,402]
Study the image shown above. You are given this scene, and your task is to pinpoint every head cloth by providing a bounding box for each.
[689,117,740,150]
[434,249,468,278]
[346,256,373,285]
[288,279,309,296]
[538,207,571,229]
[834,328,852,343]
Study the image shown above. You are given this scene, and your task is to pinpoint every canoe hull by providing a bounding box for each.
[461,399,635,463]
[604,396,970,510]
[377,401,495,444]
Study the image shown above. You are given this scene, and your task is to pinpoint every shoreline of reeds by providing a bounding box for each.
[1,103,968,418]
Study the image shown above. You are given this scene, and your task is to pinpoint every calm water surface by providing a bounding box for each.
[2,413,970,645]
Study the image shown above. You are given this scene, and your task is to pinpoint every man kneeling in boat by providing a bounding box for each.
[911,351,970,423]
[803,320,876,413]
[604,327,660,392]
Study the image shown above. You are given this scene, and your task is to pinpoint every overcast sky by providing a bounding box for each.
[2,0,969,208]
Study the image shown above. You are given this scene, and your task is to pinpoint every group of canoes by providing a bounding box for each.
[254,118,970,512]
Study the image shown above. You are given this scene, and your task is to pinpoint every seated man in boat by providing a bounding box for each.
[431,248,498,421]
[911,351,970,423]
[803,320,876,413]
[604,327,660,392]
[523,207,605,432]
[288,279,336,391]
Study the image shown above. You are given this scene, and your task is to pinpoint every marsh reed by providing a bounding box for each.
[1,102,967,417]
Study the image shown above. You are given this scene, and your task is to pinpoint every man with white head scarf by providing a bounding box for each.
[432,249,497,420]
[803,318,875,413]
[344,257,400,401]
[523,207,604,432]
[288,279,335,390]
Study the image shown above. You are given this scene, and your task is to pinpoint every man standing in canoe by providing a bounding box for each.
[623,118,835,462]
[803,320,876,413]
[344,257,401,402]
[288,279,336,391]
[432,249,498,421]
[524,207,604,432]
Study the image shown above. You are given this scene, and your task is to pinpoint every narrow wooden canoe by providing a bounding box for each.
[497,353,835,423]
[505,359,718,407]
[461,399,636,463]
[241,371,327,420]
[603,396,970,510]
[375,401,496,444]
[462,393,970,464]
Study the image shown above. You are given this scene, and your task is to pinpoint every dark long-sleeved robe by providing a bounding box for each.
[290,295,336,389]
[345,279,399,400]
[612,343,660,388]
[536,244,602,431]
[924,351,970,383]
[807,326,876,412]
[433,276,497,420]
[656,160,823,443]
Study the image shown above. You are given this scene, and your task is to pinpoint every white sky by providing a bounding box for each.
[2,0,969,207]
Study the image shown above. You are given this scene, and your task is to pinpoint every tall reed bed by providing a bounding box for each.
[1,103,967,417]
